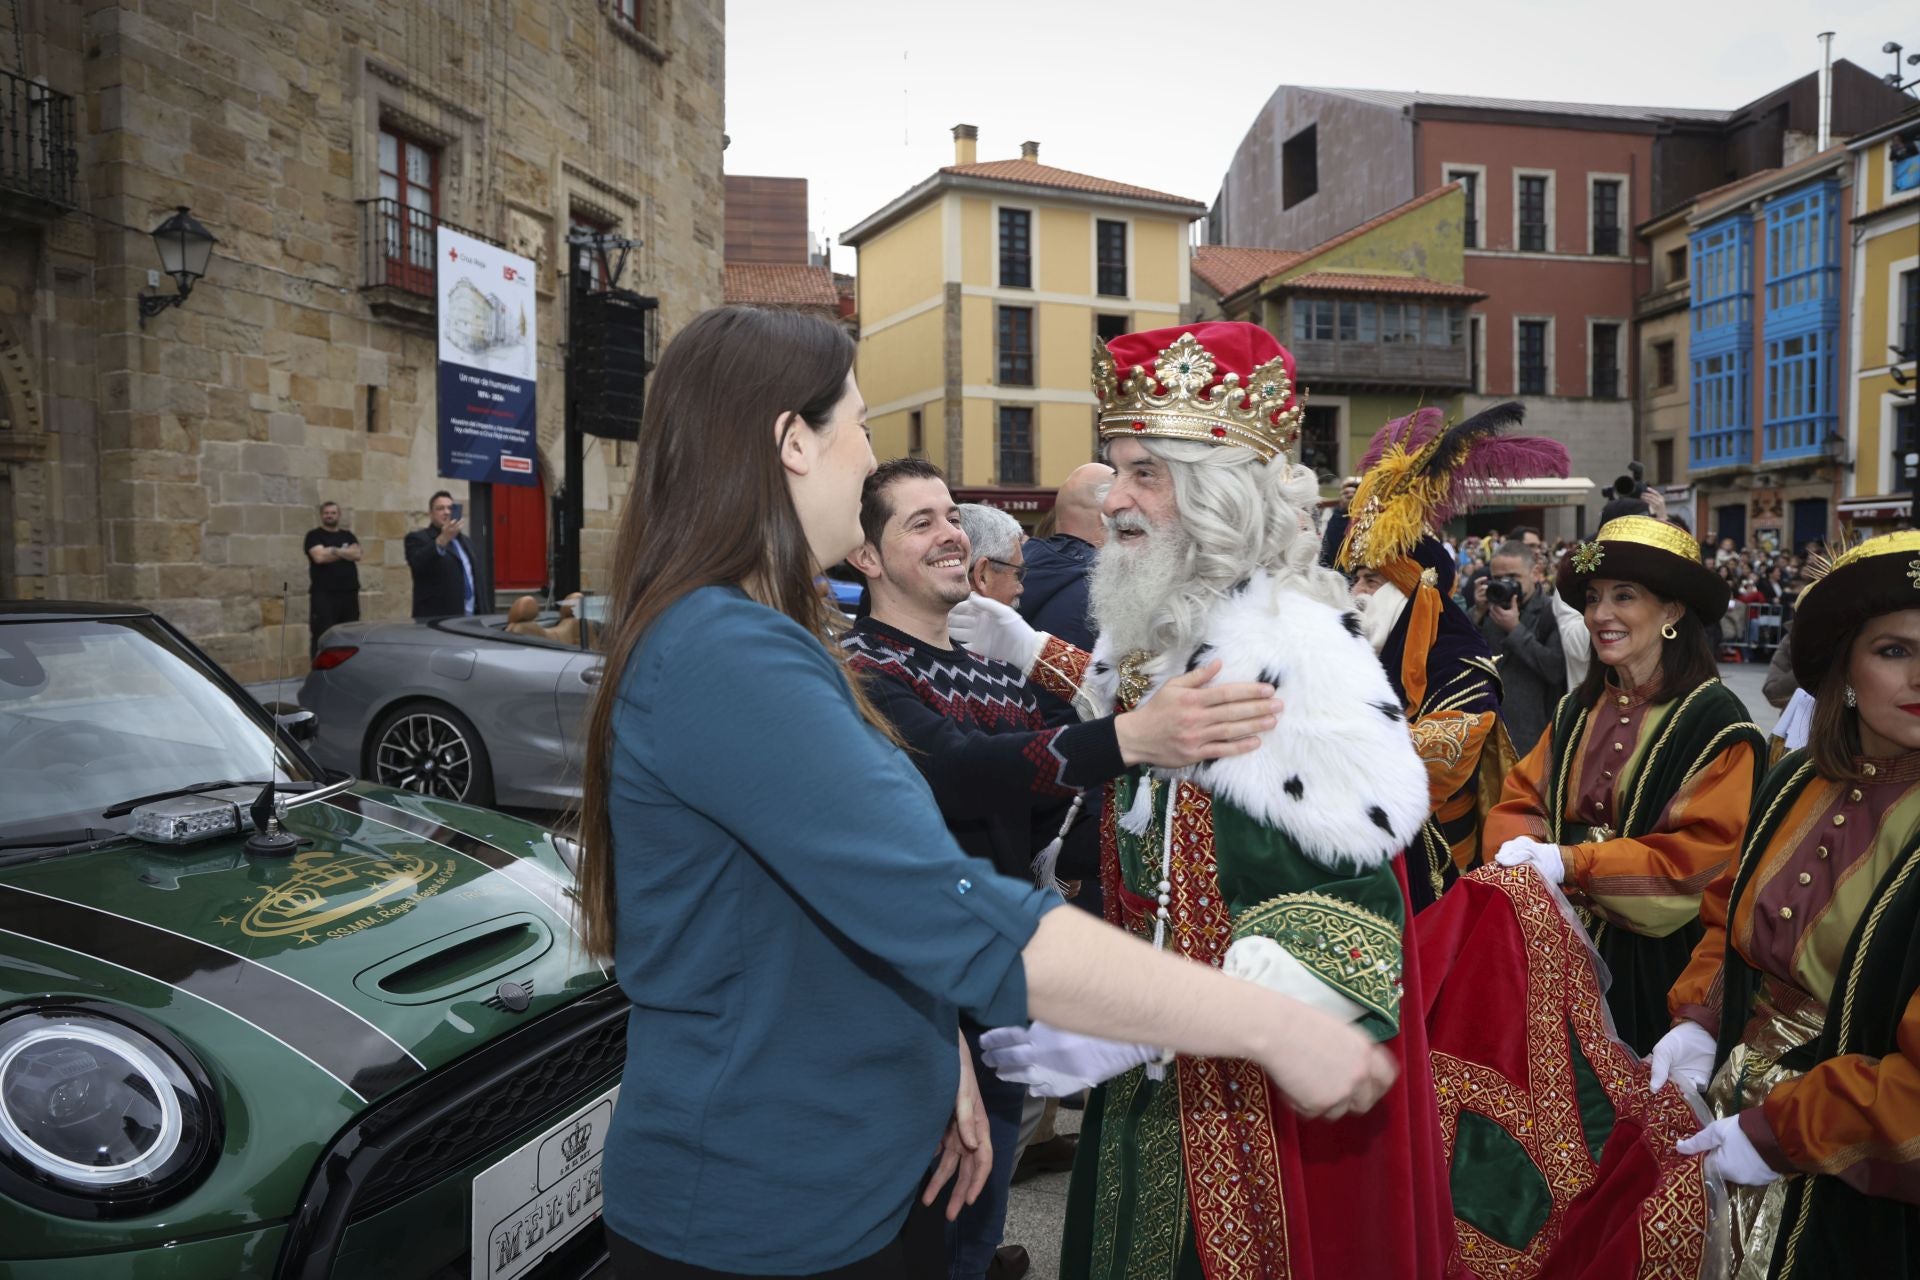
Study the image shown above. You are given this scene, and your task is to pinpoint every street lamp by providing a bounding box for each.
[138,206,218,327]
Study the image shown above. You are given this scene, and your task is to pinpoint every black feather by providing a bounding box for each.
[1413,401,1527,481]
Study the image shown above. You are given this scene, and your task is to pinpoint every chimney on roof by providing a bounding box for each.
[953,124,978,166]
[1020,140,1040,162]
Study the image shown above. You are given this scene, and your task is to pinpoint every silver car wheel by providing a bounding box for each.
[374,710,476,801]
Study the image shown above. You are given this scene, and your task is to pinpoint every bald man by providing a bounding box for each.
[1016,462,1111,649]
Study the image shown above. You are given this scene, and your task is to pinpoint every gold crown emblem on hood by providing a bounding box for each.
[1092,332,1304,464]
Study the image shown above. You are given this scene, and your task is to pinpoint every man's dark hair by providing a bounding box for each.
[1492,539,1533,566]
[430,489,453,507]
[858,457,946,550]
[1506,525,1540,542]
[320,500,339,511]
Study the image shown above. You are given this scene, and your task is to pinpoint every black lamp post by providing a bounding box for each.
[138,206,218,327]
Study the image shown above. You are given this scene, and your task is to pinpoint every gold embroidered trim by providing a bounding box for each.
[1233,890,1405,1023]
[1411,713,1478,771]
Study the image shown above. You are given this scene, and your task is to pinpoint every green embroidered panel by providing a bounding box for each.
[1450,1109,1552,1250]
[1567,1017,1617,1166]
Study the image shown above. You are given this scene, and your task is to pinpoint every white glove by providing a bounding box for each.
[1676,1114,1781,1187]
[1223,936,1367,1024]
[1647,1020,1717,1093]
[948,593,1045,676]
[978,1021,1157,1097]
[1494,836,1566,885]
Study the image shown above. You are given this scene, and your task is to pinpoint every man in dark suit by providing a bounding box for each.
[405,490,477,618]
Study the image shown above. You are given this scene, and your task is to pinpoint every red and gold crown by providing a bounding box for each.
[1092,322,1305,464]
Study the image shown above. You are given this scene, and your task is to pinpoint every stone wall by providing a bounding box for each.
[0,0,724,680]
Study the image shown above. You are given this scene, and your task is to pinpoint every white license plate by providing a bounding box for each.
[470,1085,619,1280]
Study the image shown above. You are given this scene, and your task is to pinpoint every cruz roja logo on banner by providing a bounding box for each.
[436,225,539,487]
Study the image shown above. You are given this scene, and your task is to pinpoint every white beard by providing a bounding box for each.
[1352,580,1408,654]
[1089,516,1196,658]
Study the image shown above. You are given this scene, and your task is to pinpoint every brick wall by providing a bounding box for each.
[0,0,724,680]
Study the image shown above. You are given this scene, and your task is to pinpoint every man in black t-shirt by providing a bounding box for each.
[305,501,362,657]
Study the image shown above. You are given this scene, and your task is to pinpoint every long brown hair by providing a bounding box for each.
[1573,596,1719,707]
[576,306,879,960]
[1808,625,1865,782]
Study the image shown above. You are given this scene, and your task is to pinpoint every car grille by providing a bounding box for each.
[350,1009,628,1221]
[275,986,630,1280]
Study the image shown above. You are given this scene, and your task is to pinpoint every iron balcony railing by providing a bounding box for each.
[0,68,78,210]
[356,197,500,300]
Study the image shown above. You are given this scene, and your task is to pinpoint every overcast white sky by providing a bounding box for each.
[722,0,1918,272]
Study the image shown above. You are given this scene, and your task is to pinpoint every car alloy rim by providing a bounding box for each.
[375,712,474,801]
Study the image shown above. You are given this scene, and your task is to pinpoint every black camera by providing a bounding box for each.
[1610,461,1647,501]
[1485,575,1524,609]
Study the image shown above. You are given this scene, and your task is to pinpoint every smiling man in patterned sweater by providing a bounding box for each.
[844,456,1285,1280]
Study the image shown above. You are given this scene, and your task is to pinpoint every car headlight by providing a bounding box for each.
[550,833,584,877]
[0,1006,221,1216]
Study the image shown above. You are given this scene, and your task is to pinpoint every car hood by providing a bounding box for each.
[0,784,609,1104]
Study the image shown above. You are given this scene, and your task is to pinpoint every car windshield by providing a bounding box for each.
[0,617,317,838]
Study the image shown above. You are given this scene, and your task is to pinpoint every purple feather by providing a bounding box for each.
[1358,400,1570,526]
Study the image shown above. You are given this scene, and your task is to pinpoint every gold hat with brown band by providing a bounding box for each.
[1557,515,1729,622]
[1790,530,1920,691]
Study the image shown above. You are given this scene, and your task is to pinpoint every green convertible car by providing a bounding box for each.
[0,602,625,1279]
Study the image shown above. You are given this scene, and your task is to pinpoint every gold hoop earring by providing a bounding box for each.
[1660,622,1678,641]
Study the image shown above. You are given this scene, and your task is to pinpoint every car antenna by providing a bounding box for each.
[245,581,302,857]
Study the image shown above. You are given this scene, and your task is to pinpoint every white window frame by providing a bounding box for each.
[1512,168,1556,256]
[1586,172,1631,258]
[1090,214,1134,301]
[1299,392,1350,483]
[1585,317,1626,398]
[1440,161,1487,250]
[1514,314,1555,397]
[993,201,1037,291]
[1883,252,1919,372]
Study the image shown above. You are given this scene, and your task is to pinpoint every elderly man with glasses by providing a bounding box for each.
[960,503,1026,608]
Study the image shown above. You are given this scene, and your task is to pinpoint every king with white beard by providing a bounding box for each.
[955,323,1453,1280]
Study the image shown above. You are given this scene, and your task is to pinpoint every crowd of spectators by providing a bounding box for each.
[1448,526,1812,662]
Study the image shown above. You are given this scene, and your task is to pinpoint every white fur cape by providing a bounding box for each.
[1077,568,1430,872]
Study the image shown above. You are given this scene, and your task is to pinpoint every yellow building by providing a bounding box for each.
[1841,108,1920,532]
[1634,207,1694,495]
[841,126,1205,503]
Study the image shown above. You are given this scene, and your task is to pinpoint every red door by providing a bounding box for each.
[492,475,549,591]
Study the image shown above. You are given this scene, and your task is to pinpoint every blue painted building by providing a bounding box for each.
[1682,149,1850,554]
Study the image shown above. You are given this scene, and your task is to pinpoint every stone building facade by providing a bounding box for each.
[0,0,724,680]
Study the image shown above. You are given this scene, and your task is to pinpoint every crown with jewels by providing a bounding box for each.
[1092,325,1305,464]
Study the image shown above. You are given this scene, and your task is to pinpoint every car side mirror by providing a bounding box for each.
[263,701,319,742]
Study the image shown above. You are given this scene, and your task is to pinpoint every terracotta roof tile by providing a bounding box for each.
[938,159,1204,209]
[724,263,840,308]
[1192,246,1306,299]
[1280,271,1487,300]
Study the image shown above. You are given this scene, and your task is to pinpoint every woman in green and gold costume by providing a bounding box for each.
[1486,515,1765,1054]
[1646,530,1920,1278]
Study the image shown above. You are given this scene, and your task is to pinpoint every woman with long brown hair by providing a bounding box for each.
[1484,515,1765,1053]
[579,307,1398,1278]
[1645,531,1920,1278]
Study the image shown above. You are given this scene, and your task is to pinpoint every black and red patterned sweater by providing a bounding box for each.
[842,616,1117,884]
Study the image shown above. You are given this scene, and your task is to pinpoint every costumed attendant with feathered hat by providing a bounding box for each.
[1328,402,1570,912]
[1641,531,1920,1278]
[1485,516,1766,1054]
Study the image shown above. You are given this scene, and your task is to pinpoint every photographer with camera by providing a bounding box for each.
[1472,539,1565,756]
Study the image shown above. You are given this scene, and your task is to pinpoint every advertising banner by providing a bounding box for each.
[436,226,538,487]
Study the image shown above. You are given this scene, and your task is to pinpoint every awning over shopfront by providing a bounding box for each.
[1838,493,1912,522]
[1467,477,1598,509]
[950,486,1058,517]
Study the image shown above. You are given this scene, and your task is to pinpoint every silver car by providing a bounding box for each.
[298,610,601,809]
